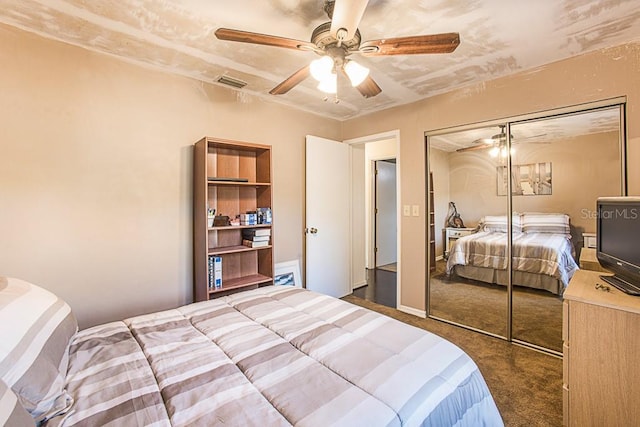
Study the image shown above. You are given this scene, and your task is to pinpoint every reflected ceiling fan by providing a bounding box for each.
[456,125,548,156]
[215,0,460,98]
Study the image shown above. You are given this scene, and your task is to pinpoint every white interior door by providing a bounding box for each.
[305,135,351,298]
[375,160,397,266]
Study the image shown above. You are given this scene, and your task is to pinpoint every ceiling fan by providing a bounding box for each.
[214,0,460,98]
[456,125,548,156]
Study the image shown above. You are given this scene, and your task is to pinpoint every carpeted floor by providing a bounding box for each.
[342,294,563,427]
[430,261,563,352]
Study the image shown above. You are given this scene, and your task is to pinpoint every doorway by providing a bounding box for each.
[348,133,399,309]
[375,159,397,271]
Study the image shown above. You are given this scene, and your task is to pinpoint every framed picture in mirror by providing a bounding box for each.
[497,162,552,196]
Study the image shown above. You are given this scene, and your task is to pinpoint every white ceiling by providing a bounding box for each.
[1,0,639,120]
[429,107,622,152]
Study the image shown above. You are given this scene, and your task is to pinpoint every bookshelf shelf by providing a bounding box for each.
[208,224,271,231]
[208,245,272,255]
[207,181,271,187]
[193,137,274,301]
[208,274,272,295]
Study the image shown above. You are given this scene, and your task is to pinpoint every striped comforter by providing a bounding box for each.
[446,231,579,286]
[46,286,503,427]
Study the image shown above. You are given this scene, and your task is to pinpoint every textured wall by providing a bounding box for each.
[342,42,640,314]
[0,25,339,328]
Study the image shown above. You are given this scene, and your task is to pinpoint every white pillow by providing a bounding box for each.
[521,213,571,234]
[0,379,35,426]
[481,214,523,233]
[0,277,77,423]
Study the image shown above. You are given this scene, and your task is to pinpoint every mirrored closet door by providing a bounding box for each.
[426,102,626,354]
[428,125,509,338]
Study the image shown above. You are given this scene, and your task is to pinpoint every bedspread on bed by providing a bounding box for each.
[446,231,579,286]
[47,286,503,427]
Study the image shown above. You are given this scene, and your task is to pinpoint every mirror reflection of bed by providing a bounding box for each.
[427,104,624,354]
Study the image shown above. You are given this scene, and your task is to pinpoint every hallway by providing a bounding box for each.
[351,268,396,308]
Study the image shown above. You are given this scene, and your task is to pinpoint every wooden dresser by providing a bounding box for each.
[563,269,640,426]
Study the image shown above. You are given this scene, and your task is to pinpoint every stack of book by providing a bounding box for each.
[242,228,271,248]
[207,255,222,289]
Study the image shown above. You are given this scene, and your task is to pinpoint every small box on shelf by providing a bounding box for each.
[213,215,230,227]
[240,213,257,225]
[257,207,272,224]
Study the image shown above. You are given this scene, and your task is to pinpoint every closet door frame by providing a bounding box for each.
[425,96,627,355]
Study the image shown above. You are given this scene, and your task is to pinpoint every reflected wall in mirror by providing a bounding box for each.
[426,105,625,354]
[428,125,509,338]
[511,107,623,352]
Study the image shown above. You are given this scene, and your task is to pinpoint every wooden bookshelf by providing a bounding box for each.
[429,172,436,272]
[193,137,273,301]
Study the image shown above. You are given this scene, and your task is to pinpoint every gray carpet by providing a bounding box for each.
[342,294,563,427]
[430,263,563,352]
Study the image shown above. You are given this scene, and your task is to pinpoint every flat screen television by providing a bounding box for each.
[597,196,640,295]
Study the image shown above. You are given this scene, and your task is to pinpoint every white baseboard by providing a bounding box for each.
[398,304,426,318]
[352,280,367,290]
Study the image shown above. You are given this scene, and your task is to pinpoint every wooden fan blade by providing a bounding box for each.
[330,0,369,41]
[355,75,382,98]
[215,28,317,51]
[360,33,460,56]
[269,65,311,95]
[472,137,494,145]
[456,144,491,153]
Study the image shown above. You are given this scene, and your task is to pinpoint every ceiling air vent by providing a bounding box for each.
[217,75,247,89]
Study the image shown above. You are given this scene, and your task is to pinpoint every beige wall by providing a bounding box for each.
[444,131,621,246]
[342,42,640,313]
[0,25,339,328]
[2,22,639,325]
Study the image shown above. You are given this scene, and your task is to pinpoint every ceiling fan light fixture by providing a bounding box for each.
[491,145,515,158]
[317,72,337,93]
[344,59,369,86]
[310,56,334,82]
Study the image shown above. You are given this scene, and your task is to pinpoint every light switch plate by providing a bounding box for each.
[412,205,419,216]
[403,205,410,216]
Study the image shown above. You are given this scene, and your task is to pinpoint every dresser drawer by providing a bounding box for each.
[449,229,466,237]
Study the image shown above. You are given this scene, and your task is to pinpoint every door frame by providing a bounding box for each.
[373,158,397,268]
[345,130,401,309]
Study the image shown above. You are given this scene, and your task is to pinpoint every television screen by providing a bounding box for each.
[599,203,640,266]
[597,197,640,293]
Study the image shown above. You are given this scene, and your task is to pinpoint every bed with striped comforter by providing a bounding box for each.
[46,285,502,427]
[446,231,579,290]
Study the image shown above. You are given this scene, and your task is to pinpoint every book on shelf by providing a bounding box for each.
[242,239,269,248]
[242,228,271,237]
[243,234,270,242]
[208,255,222,289]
